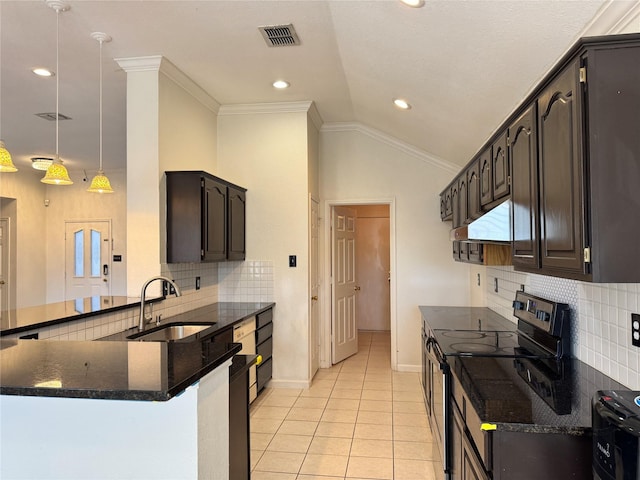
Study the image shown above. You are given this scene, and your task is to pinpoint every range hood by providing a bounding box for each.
[450,199,512,244]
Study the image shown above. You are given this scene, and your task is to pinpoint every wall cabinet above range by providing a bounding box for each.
[166,171,246,263]
[439,33,640,282]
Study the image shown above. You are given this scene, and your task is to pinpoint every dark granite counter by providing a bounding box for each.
[420,305,626,434]
[98,302,275,341]
[0,338,241,401]
[0,295,163,337]
[0,302,274,401]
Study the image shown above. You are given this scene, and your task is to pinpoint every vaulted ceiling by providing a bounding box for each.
[1,0,637,174]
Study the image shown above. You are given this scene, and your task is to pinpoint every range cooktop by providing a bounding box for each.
[432,328,555,358]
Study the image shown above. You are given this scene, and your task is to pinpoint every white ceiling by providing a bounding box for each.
[1,0,634,175]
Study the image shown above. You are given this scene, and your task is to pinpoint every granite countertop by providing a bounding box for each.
[0,295,164,337]
[420,305,626,434]
[0,302,274,401]
[0,338,241,401]
[98,302,275,342]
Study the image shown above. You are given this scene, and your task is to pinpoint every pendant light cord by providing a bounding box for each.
[99,38,103,171]
[55,6,60,160]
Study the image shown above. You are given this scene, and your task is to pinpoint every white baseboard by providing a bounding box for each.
[268,378,312,390]
[396,364,421,373]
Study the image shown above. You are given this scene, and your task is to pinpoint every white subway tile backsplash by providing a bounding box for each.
[485,266,640,390]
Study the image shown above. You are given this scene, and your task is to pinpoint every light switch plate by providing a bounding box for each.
[289,255,297,268]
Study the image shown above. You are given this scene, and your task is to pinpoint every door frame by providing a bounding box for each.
[322,198,397,370]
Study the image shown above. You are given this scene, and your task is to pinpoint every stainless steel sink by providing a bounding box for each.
[128,323,215,342]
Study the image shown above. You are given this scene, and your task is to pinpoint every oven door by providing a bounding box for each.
[426,336,451,480]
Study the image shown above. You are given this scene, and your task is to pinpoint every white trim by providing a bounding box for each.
[396,364,421,373]
[579,0,640,36]
[267,379,312,390]
[115,55,220,114]
[321,122,460,174]
[307,102,324,131]
[323,198,398,371]
[218,101,314,116]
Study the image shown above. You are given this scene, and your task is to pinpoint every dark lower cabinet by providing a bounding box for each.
[229,356,253,480]
[255,308,274,394]
[451,401,489,480]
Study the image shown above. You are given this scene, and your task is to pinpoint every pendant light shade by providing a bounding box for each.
[0,141,18,172]
[31,157,54,171]
[42,156,73,185]
[42,0,73,186]
[88,32,113,194]
[87,170,114,193]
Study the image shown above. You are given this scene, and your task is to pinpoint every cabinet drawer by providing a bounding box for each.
[256,309,273,328]
[257,358,272,392]
[256,322,273,345]
[257,336,272,362]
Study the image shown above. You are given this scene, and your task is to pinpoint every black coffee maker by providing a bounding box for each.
[592,390,640,480]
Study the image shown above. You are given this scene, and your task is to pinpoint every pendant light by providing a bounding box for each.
[41,0,73,186]
[0,141,18,172]
[87,32,114,194]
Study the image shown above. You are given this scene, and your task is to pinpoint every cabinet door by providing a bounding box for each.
[468,243,483,264]
[463,434,489,480]
[203,177,227,261]
[227,186,246,261]
[458,176,468,225]
[451,402,464,480]
[510,104,539,270]
[492,132,510,200]
[451,183,461,228]
[445,189,453,219]
[537,62,586,274]
[479,148,492,207]
[467,160,481,220]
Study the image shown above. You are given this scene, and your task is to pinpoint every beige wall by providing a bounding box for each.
[217,103,313,386]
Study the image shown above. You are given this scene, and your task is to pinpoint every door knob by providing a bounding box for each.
[354,286,361,291]
[311,296,318,301]
[0,280,5,285]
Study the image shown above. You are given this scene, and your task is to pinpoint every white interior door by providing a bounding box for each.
[65,221,112,300]
[0,218,9,319]
[310,197,320,378]
[332,206,358,364]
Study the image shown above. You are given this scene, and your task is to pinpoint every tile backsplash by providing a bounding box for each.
[13,259,275,341]
[486,266,640,390]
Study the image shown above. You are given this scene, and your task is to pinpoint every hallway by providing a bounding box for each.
[249,331,436,479]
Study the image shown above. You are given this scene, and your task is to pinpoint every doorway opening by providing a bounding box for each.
[324,199,396,369]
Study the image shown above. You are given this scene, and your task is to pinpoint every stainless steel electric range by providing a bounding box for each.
[421,291,574,480]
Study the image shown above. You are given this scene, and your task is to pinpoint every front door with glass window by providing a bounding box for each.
[65,221,111,300]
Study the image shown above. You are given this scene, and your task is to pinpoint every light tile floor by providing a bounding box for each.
[249,331,436,480]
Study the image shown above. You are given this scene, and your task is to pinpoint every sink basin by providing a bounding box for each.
[128,323,215,342]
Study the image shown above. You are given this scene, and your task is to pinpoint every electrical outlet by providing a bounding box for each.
[632,313,640,347]
[168,281,176,295]
[477,273,481,286]
[289,255,297,268]
[196,276,201,290]
[494,278,499,293]
[162,281,168,296]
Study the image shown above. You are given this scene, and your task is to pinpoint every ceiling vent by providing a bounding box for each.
[35,112,72,121]
[259,24,300,47]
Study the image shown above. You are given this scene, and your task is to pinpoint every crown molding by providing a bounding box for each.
[115,55,220,114]
[218,101,314,117]
[579,0,640,36]
[321,122,460,173]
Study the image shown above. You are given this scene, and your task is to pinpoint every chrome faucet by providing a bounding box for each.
[138,276,182,331]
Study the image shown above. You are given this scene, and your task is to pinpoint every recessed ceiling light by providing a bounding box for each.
[393,98,412,110]
[400,0,425,7]
[32,68,54,77]
[273,80,290,89]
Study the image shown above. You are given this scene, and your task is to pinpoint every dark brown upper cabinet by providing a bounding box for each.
[227,185,246,261]
[491,132,510,201]
[509,103,539,271]
[451,182,461,228]
[440,33,640,282]
[536,61,585,276]
[166,171,247,263]
[467,160,482,221]
[479,147,492,207]
[458,175,468,227]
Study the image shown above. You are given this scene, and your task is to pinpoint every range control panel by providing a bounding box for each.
[512,291,570,337]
